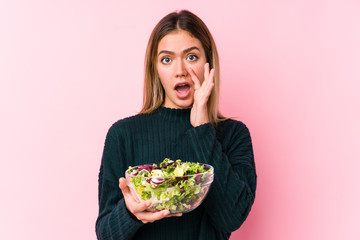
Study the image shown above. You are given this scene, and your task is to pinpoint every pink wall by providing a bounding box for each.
[1,0,359,239]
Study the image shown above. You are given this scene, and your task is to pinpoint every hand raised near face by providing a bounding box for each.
[119,177,182,224]
[188,62,215,127]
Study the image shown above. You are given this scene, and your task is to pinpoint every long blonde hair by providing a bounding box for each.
[140,10,226,124]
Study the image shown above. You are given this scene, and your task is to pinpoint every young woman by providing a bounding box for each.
[96,10,257,240]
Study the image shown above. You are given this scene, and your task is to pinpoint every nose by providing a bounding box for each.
[175,59,188,78]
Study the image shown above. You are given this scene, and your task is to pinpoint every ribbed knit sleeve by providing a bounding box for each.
[95,126,143,240]
[187,121,257,233]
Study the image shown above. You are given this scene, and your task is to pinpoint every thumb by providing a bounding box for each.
[119,177,131,196]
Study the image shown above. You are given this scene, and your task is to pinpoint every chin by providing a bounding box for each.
[175,100,193,109]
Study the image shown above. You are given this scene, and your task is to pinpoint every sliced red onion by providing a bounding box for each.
[138,165,154,172]
[150,177,164,188]
[195,174,201,184]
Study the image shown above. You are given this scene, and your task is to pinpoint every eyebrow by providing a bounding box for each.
[158,46,200,56]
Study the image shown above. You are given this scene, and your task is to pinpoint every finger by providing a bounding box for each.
[204,67,215,87]
[137,210,171,223]
[131,200,152,213]
[165,213,183,218]
[202,68,214,94]
[199,80,214,103]
[203,66,214,90]
[209,68,215,83]
[188,67,201,90]
[206,82,214,98]
[204,62,210,81]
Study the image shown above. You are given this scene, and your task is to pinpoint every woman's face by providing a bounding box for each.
[156,30,207,109]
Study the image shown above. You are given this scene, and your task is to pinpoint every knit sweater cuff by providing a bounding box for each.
[117,198,144,234]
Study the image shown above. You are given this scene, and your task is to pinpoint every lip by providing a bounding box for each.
[174,81,191,99]
[174,81,191,89]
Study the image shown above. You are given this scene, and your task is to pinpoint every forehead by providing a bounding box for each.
[157,30,204,53]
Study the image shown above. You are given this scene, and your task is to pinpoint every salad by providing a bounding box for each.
[126,158,214,213]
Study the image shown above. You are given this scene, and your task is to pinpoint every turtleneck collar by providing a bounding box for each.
[154,106,191,122]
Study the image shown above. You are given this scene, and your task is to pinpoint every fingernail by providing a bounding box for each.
[146,201,151,207]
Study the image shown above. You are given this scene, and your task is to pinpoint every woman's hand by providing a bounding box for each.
[119,177,182,224]
[189,63,215,127]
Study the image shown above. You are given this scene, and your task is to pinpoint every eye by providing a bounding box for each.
[187,54,198,61]
[161,57,172,64]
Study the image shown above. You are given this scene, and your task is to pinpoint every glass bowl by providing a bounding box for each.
[125,162,214,214]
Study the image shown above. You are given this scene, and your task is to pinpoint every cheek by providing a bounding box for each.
[156,67,165,83]
[159,76,168,90]
[157,65,170,80]
[157,69,171,90]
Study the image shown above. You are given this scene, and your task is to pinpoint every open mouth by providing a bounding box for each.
[175,83,191,98]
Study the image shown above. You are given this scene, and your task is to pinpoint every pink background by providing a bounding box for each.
[1,0,359,239]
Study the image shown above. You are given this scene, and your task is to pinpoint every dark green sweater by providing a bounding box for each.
[96,107,257,240]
